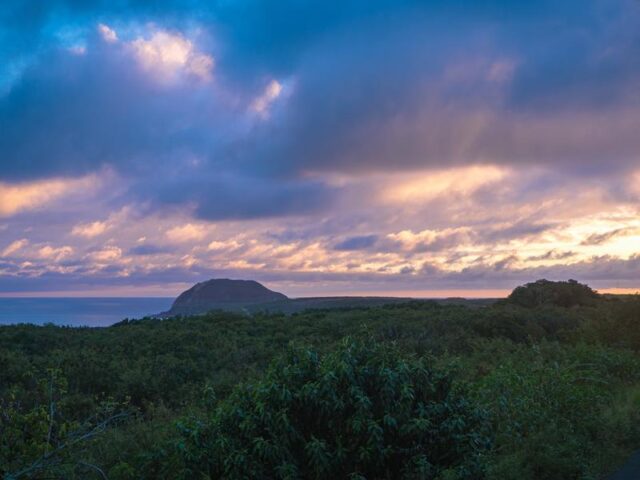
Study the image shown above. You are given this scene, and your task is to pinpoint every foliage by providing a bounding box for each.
[470,342,640,480]
[0,281,639,479]
[0,368,130,479]
[178,339,491,479]
[506,279,598,308]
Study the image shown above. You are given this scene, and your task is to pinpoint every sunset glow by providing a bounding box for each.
[1,1,639,297]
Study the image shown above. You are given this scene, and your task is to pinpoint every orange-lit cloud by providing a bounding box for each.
[72,221,110,238]
[0,176,99,217]
[87,246,122,263]
[207,239,242,251]
[165,223,209,243]
[37,245,74,261]
[1,239,28,257]
[379,166,508,204]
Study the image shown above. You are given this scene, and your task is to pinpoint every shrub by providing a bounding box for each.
[471,342,640,480]
[179,339,491,479]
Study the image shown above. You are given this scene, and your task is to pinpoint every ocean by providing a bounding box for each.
[0,297,174,327]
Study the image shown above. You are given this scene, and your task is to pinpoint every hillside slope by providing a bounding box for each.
[166,278,288,315]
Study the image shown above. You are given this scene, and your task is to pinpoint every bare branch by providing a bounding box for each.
[78,460,109,480]
[6,411,129,480]
[45,370,55,456]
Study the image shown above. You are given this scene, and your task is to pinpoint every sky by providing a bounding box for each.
[1,0,639,298]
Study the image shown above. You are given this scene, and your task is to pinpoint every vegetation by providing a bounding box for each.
[180,340,491,479]
[0,280,639,479]
[506,279,598,308]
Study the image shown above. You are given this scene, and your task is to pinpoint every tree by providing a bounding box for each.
[179,339,491,479]
[1,368,129,480]
[507,279,598,308]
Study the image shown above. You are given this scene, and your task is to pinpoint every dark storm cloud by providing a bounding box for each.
[1,0,640,216]
[233,0,640,176]
[0,40,227,181]
[148,174,337,220]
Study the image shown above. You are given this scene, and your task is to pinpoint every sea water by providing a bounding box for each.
[0,297,173,327]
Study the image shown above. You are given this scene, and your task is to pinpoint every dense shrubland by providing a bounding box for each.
[179,339,491,479]
[1,280,639,479]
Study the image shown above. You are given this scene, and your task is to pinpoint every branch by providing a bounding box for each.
[77,460,109,480]
[45,370,55,456]
[6,411,129,480]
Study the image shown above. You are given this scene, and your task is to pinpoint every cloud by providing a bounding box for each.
[128,244,169,256]
[481,221,557,244]
[87,246,122,263]
[581,227,640,246]
[37,245,73,261]
[526,250,576,262]
[165,223,208,243]
[129,29,214,83]
[0,177,98,217]
[3,1,640,218]
[379,166,508,205]
[0,23,330,221]
[207,239,242,252]
[1,239,28,257]
[334,235,378,251]
[1,0,640,295]
[385,228,473,253]
[0,247,637,297]
[0,31,225,182]
[72,220,109,238]
[98,23,118,43]
[152,175,337,220]
[251,79,283,115]
[231,1,640,177]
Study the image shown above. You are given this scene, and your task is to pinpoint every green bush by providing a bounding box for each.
[179,339,492,480]
[579,296,640,351]
[471,342,640,480]
[0,368,130,480]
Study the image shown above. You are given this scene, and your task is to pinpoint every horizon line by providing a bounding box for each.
[0,287,637,299]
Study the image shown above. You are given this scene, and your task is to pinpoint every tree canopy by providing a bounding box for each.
[507,279,599,308]
[180,339,491,479]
